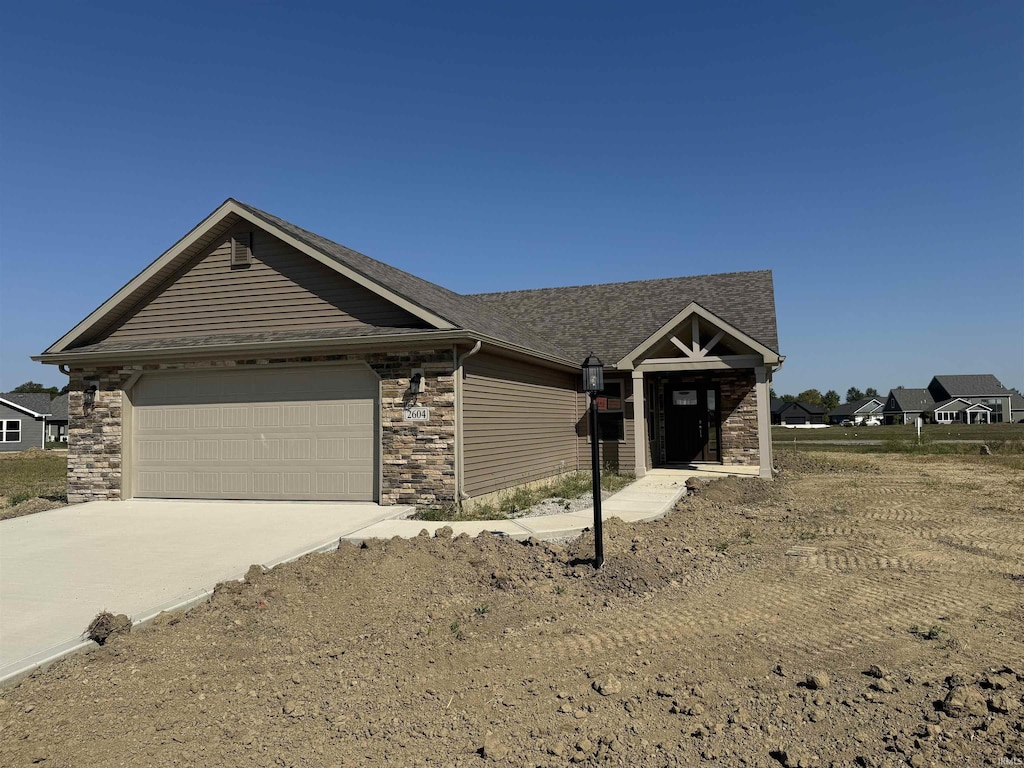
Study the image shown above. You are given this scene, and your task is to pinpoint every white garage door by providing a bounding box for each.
[130,366,377,501]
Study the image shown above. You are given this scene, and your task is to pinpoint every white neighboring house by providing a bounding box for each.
[930,398,993,424]
[828,397,884,426]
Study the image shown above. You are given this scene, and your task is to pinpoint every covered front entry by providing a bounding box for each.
[128,364,379,501]
[659,377,720,464]
[619,303,780,479]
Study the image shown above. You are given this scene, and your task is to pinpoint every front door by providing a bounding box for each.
[663,381,720,463]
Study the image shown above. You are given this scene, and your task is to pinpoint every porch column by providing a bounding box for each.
[755,366,773,479]
[632,370,648,477]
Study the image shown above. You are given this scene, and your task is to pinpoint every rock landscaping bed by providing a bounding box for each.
[1,450,1021,766]
[413,471,635,522]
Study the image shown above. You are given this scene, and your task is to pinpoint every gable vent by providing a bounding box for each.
[230,232,252,267]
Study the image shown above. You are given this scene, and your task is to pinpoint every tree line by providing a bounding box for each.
[769,386,881,412]
[4,381,69,399]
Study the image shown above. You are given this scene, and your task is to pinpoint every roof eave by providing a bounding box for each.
[0,397,50,418]
[34,329,579,372]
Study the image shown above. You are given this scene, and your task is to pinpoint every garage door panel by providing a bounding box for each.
[131,366,378,501]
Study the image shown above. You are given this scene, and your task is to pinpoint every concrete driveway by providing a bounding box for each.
[0,499,411,684]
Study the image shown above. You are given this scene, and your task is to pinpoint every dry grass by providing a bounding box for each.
[0,449,67,507]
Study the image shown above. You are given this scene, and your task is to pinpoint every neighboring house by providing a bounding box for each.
[828,397,884,425]
[35,199,782,506]
[883,388,935,425]
[0,393,52,451]
[773,400,826,426]
[46,393,69,443]
[770,398,785,425]
[1012,393,1024,423]
[884,374,1019,425]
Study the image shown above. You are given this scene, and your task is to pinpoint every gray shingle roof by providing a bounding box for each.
[780,400,826,415]
[930,374,1013,398]
[48,393,68,421]
[887,388,935,412]
[470,270,779,364]
[830,397,884,417]
[0,392,53,416]
[45,199,781,369]
[235,201,574,361]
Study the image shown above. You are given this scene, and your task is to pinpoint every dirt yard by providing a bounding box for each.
[2,451,1021,767]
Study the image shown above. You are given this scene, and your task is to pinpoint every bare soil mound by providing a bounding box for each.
[1,452,1021,767]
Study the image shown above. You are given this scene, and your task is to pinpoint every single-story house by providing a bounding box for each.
[0,393,53,451]
[885,374,1019,425]
[771,400,826,426]
[35,199,783,506]
[827,397,884,425]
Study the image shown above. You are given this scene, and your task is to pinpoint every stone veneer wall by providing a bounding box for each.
[66,349,456,507]
[711,369,759,466]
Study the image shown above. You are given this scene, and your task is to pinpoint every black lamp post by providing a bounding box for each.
[581,352,605,569]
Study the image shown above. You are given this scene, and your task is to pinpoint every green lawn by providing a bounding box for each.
[772,422,1024,442]
[0,451,68,506]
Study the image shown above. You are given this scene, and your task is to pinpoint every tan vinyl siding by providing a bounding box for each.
[577,377,638,474]
[462,352,579,497]
[100,226,426,342]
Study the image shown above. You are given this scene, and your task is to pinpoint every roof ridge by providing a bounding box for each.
[468,269,773,298]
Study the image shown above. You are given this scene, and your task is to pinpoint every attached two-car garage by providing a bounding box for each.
[129,365,378,501]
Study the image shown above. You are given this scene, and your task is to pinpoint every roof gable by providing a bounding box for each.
[830,397,883,417]
[473,272,780,365]
[886,388,935,412]
[90,223,430,346]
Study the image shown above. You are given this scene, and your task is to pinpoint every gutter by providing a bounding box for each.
[32,330,577,372]
[454,341,483,502]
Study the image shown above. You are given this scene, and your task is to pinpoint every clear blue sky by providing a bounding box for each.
[2,1,1021,396]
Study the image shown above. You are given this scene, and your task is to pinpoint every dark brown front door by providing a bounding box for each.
[663,381,720,463]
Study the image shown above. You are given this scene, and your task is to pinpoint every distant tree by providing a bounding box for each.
[846,387,864,403]
[781,394,798,403]
[797,389,824,407]
[822,390,840,411]
[11,381,59,398]
[865,387,879,397]
[770,386,778,400]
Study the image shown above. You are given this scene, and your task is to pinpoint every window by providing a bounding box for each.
[595,381,625,441]
[1,419,21,443]
[982,398,1004,423]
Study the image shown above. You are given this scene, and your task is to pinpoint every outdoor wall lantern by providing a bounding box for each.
[581,352,605,569]
[83,382,98,413]
[409,371,424,396]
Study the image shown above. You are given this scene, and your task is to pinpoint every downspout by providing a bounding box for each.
[455,340,483,502]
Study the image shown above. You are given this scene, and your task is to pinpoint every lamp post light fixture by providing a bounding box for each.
[581,353,605,569]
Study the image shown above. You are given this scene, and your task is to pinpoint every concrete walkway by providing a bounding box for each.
[0,499,411,685]
[340,467,756,542]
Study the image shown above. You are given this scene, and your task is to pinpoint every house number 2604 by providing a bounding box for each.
[403,407,430,421]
